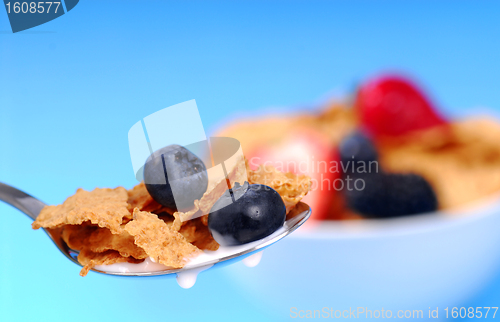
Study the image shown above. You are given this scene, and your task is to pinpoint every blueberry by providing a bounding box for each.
[208,182,286,246]
[339,132,379,176]
[144,144,208,211]
[344,173,438,218]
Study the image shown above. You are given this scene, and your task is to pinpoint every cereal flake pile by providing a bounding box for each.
[32,157,311,276]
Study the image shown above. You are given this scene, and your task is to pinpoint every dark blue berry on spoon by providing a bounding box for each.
[144,144,208,211]
[208,182,286,246]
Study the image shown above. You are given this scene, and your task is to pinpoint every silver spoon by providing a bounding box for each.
[0,181,311,276]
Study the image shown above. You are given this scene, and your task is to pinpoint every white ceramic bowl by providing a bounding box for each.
[227,195,500,319]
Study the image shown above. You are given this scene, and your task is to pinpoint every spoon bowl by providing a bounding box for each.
[0,182,311,277]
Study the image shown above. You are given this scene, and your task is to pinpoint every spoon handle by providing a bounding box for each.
[0,182,46,220]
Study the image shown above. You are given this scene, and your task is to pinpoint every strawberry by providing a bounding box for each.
[356,75,446,137]
[247,129,338,221]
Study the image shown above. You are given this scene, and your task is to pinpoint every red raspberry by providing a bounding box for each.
[356,75,446,137]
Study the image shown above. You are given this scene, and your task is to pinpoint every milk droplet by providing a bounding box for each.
[242,251,263,267]
[176,265,213,289]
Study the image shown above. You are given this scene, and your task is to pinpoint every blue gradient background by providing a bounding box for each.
[1,1,500,321]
